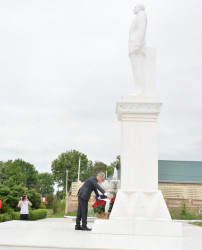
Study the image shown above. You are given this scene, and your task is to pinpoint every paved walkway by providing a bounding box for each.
[0,218,201,250]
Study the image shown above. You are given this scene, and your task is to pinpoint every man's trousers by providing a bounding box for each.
[76,197,88,227]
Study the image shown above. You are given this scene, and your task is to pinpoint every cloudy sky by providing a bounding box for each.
[0,0,202,173]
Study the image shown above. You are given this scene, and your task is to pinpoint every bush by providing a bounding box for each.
[52,198,61,214]
[10,211,20,220]
[6,195,19,210]
[9,209,47,221]
[46,194,55,209]
[40,204,46,209]
[27,189,41,209]
[0,214,4,222]
[0,213,12,222]
[29,209,47,220]
[0,203,10,213]
[168,206,202,220]
[0,186,11,196]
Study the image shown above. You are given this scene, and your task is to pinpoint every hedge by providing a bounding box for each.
[0,214,4,222]
[0,209,47,222]
[29,209,47,220]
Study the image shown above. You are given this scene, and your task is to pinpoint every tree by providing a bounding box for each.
[110,155,120,170]
[37,173,54,197]
[46,194,55,209]
[0,161,7,184]
[27,189,41,209]
[93,161,114,177]
[51,149,93,190]
[1,159,38,189]
[3,160,27,187]
[13,159,39,189]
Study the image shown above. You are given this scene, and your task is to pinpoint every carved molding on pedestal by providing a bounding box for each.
[116,102,163,121]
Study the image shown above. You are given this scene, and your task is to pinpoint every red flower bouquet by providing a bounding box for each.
[109,195,116,213]
[92,200,106,214]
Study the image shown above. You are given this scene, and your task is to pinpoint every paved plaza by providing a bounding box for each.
[0,218,201,250]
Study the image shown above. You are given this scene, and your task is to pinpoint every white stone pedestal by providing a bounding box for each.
[92,96,182,246]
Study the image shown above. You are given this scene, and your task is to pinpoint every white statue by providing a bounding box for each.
[129,4,147,95]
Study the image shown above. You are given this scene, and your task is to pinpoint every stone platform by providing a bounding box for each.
[0,218,202,250]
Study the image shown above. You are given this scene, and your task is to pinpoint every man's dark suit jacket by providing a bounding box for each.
[78,175,106,201]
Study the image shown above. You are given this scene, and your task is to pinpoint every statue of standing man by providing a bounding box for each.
[129,4,147,95]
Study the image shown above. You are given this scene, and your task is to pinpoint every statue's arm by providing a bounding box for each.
[135,12,147,49]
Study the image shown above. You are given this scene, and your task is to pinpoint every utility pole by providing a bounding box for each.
[65,169,69,214]
[65,169,68,194]
[78,157,81,182]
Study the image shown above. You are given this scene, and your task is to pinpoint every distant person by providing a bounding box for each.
[75,172,111,231]
[17,194,32,220]
[96,180,111,213]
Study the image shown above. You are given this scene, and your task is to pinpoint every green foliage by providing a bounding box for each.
[52,198,61,214]
[0,195,8,204]
[45,194,65,214]
[56,190,66,200]
[0,195,9,213]
[0,162,7,184]
[27,189,41,209]
[93,161,114,178]
[108,200,115,213]
[0,186,11,196]
[47,208,65,218]
[3,213,12,221]
[6,195,19,210]
[168,206,202,220]
[189,222,202,227]
[10,211,20,220]
[29,209,47,220]
[0,185,26,211]
[46,194,55,209]
[40,204,46,209]
[0,213,12,222]
[181,199,187,215]
[93,162,106,174]
[0,214,4,222]
[110,155,120,170]
[5,209,47,221]
[51,150,93,190]
[51,198,65,214]
[37,172,54,197]
[92,200,106,214]
[67,210,77,216]
[0,159,38,189]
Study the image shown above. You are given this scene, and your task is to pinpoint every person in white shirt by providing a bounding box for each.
[97,180,111,213]
[17,194,32,220]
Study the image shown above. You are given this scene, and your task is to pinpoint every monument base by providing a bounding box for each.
[92,190,182,237]
[92,219,181,236]
[92,219,182,237]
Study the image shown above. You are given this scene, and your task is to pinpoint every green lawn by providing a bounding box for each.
[47,207,96,218]
[47,209,66,218]
[189,222,202,227]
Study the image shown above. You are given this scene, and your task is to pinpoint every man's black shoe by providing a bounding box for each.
[81,226,92,231]
[75,225,82,230]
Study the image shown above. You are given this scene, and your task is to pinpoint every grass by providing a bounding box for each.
[168,207,202,220]
[46,205,97,218]
[189,222,202,227]
[47,209,66,218]
[65,207,97,217]
[66,210,77,216]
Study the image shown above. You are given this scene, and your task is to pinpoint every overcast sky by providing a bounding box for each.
[0,0,202,173]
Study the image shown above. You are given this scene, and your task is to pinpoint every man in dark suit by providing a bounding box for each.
[75,172,111,231]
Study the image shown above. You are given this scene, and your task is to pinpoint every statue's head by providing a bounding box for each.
[134,4,145,14]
